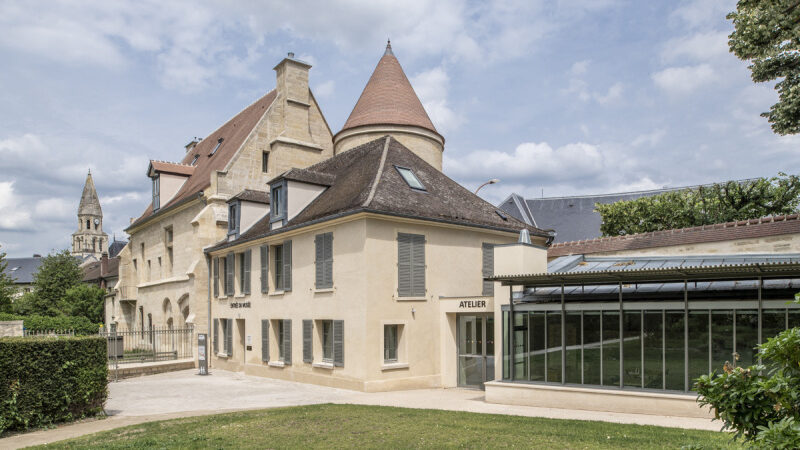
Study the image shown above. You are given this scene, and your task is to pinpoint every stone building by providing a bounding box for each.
[109,53,334,332]
[71,170,108,260]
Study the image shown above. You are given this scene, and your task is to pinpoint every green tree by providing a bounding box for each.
[62,284,106,324]
[596,173,800,236]
[727,1,800,135]
[0,246,15,313]
[29,250,83,316]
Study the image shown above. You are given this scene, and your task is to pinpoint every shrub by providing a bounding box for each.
[0,336,108,434]
[0,313,99,336]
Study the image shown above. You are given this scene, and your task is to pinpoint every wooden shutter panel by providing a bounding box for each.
[333,320,344,367]
[243,249,251,294]
[225,253,234,296]
[397,234,412,297]
[260,245,268,293]
[411,234,426,297]
[482,243,494,296]
[303,320,313,363]
[213,257,219,297]
[324,233,333,288]
[261,319,270,362]
[213,318,219,354]
[283,240,292,291]
[225,319,233,356]
[283,319,292,364]
[315,234,324,289]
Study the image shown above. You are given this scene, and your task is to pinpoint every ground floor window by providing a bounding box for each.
[384,325,399,362]
[274,319,291,364]
[503,304,800,392]
[321,320,333,363]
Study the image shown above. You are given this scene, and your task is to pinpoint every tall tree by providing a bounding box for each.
[728,1,800,135]
[0,246,16,313]
[30,250,83,316]
[62,284,106,324]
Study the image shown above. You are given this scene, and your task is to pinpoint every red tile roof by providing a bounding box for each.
[336,43,440,139]
[149,161,195,177]
[548,214,800,257]
[128,90,277,229]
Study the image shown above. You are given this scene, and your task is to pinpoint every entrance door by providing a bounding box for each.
[457,314,495,388]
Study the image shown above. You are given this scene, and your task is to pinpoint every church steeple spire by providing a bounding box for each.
[72,169,107,260]
[78,169,102,217]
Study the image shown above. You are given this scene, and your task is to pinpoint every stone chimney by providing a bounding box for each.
[274,52,313,142]
[100,252,109,289]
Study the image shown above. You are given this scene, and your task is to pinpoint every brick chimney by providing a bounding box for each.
[100,252,109,289]
[274,52,313,142]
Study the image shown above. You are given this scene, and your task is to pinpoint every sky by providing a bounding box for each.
[1,0,798,258]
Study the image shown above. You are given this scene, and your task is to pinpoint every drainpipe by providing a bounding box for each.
[206,253,212,369]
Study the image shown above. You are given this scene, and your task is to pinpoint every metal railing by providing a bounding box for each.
[101,326,194,365]
[22,329,75,337]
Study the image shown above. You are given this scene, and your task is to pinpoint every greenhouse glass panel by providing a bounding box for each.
[688,310,710,389]
[529,312,545,381]
[546,311,562,383]
[736,311,759,368]
[664,311,685,391]
[565,312,582,384]
[583,312,602,386]
[711,310,734,373]
[602,311,620,386]
[643,311,663,389]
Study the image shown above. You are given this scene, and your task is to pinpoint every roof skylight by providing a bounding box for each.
[395,166,425,191]
[209,138,224,156]
[190,154,200,165]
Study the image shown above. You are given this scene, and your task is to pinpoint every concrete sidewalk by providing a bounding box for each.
[1,369,722,448]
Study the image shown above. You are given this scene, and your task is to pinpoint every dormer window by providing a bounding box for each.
[190,154,200,165]
[270,183,286,223]
[209,138,224,156]
[228,202,239,237]
[152,175,160,211]
[395,166,425,191]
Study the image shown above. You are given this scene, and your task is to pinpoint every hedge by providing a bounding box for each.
[0,336,108,434]
[0,313,99,335]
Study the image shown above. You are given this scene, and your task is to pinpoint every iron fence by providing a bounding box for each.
[101,326,194,364]
[22,329,75,337]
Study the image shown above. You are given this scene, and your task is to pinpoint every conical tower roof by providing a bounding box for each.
[78,170,102,216]
[338,42,439,137]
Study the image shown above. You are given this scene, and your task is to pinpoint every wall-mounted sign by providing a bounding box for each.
[230,302,251,308]
[459,300,487,308]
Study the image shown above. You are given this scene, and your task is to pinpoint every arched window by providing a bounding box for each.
[86,219,90,229]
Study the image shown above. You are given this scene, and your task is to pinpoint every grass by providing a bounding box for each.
[35,404,740,449]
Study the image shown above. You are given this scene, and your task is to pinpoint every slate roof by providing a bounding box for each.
[128,90,277,229]
[82,256,120,283]
[5,257,43,284]
[336,42,440,140]
[231,189,270,204]
[274,168,335,187]
[210,136,549,251]
[78,171,102,216]
[108,239,127,258]
[548,214,800,258]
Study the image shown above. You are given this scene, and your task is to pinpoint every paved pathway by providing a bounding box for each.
[1,369,722,448]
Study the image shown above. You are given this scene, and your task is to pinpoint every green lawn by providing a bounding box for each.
[35,404,738,449]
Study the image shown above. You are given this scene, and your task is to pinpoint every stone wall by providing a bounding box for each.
[0,321,23,337]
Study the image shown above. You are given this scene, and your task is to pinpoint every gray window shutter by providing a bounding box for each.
[324,233,333,288]
[315,234,324,289]
[482,243,494,296]
[213,257,219,297]
[213,318,219,354]
[225,319,233,356]
[283,240,292,291]
[303,320,313,363]
[333,320,344,367]
[243,249,251,294]
[283,319,292,364]
[261,319,270,362]
[260,245,268,293]
[225,253,234,296]
[397,233,412,297]
[411,234,426,297]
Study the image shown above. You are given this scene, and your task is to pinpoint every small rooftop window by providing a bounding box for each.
[395,166,425,191]
[190,154,200,165]
[209,138,224,156]
[496,210,508,221]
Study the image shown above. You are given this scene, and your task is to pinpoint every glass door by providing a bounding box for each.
[458,314,495,388]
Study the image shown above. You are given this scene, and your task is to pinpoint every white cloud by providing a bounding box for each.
[652,64,715,94]
[563,61,624,104]
[670,0,732,30]
[661,31,729,63]
[411,66,464,133]
[0,181,32,230]
[33,198,73,221]
[632,129,667,147]
[313,80,336,99]
[595,82,623,104]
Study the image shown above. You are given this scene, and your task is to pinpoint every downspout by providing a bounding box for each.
[206,253,212,369]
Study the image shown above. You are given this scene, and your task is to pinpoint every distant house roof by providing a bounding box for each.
[82,256,120,283]
[209,136,549,252]
[548,214,800,258]
[5,256,43,284]
[230,189,270,204]
[128,90,277,229]
[108,239,127,258]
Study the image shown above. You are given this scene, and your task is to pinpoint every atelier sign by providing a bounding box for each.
[230,302,251,308]
[459,300,486,309]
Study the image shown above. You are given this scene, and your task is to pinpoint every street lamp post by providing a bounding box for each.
[475,178,500,194]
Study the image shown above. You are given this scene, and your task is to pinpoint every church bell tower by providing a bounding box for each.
[71,170,108,260]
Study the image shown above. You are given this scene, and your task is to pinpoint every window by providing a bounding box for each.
[320,320,333,362]
[271,184,285,222]
[397,233,426,297]
[152,175,160,210]
[213,257,219,297]
[215,318,233,356]
[395,166,425,191]
[86,219,90,230]
[209,137,223,156]
[482,243,494,296]
[274,244,283,289]
[262,151,269,173]
[384,325,399,363]
[260,245,269,293]
[190,154,200,165]
[275,319,292,364]
[228,203,238,235]
[239,250,251,295]
[225,253,234,296]
[315,232,333,289]
[273,241,292,291]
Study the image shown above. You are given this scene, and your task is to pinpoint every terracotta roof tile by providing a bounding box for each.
[149,161,195,177]
[548,214,800,257]
[337,43,439,138]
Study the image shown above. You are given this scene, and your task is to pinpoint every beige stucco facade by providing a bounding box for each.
[334,125,444,171]
[209,213,546,391]
[110,56,334,343]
